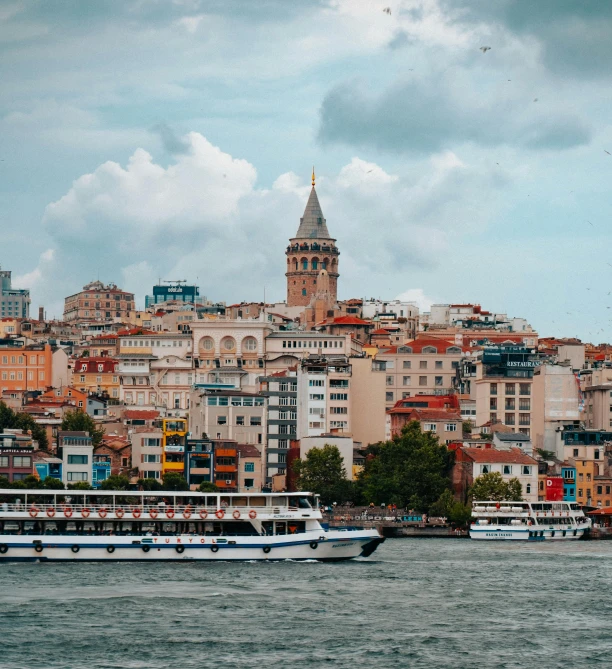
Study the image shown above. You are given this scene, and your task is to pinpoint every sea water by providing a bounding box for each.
[0,539,610,668]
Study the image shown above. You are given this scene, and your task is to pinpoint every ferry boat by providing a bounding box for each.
[0,489,384,562]
[470,501,591,541]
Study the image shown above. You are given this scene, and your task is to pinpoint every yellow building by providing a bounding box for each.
[72,357,120,400]
[159,418,188,476]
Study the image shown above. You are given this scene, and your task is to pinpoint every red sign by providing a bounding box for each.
[545,477,564,501]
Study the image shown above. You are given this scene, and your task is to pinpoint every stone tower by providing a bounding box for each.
[285,169,339,307]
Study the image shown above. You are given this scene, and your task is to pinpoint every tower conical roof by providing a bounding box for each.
[294,186,331,239]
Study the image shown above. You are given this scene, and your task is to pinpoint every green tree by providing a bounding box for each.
[536,448,556,461]
[162,472,188,491]
[0,401,48,450]
[429,489,455,517]
[0,475,10,488]
[42,477,65,490]
[60,411,105,447]
[198,481,219,493]
[68,481,93,490]
[98,474,130,490]
[356,421,453,512]
[293,444,353,505]
[138,478,163,491]
[22,474,41,488]
[469,472,523,502]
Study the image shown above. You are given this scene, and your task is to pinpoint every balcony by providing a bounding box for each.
[216,464,237,473]
[216,448,237,457]
[162,461,184,472]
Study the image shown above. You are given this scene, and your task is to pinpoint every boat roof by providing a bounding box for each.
[0,489,316,497]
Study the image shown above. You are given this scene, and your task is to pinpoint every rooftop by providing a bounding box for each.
[293,185,331,240]
[460,447,537,465]
[494,432,532,442]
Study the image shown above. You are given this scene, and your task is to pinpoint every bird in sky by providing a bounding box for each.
[480,46,491,53]
[367,169,374,173]
[587,220,594,227]
[383,7,391,15]
[534,98,538,102]
[605,150,611,155]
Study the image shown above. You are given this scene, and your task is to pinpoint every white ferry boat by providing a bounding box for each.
[0,489,383,562]
[470,501,591,541]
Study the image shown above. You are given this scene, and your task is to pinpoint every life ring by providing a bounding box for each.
[199,509,208,520]
[0,544,8,554]
[211,545,219,553]
[183,507,192,519]
[495,502,500,510]
[249,510,257,519]
[215,509,225,520]
[98,508,108,518]
[232,509,241,520]
[34,544,43,553]
[132,508,142,518]
[149,509,158,519]
[142,545,150,553]
[63,506,73,518]
[175,545,185,554]
[200,538,205,544]
[29,506,39,518]
[309,542,318,550]
[166,509,175,519]
[263,546,271,554]
[46,507,56,518]
[81,508,91,518]
[115,508,124,518]
[71,545,80,553]
[107,545,115,554]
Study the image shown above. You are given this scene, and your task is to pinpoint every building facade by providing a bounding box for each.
[145,282,202,308]
[0,266,30,319]
[0,342,53,393]
[63,281,135,323]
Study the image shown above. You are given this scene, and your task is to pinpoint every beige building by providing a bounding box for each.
[130,428,164,481]
[299,434,356,480]
[63,280,135,323]
[264,331,351,372]
[582,366,612,430]
[349,356,387,446]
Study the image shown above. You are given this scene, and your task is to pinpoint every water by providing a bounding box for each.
[1,539,611,669]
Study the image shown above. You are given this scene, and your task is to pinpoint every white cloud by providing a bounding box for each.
[395,288,436,311]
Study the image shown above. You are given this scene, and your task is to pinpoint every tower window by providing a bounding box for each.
[302,261,308,269]
[312,260,318,270]
[302,289,307,296]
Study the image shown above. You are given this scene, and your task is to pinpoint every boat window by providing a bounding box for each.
[297,497,312,509]
[275,521,287,535]
[274,497,287,507]
[205,496,218,507]
[261,521,274,536]
[248,496,266,507]
[232,497,248,507]
[220,497,231,508]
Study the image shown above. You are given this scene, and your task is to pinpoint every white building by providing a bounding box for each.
[57,431,93,486]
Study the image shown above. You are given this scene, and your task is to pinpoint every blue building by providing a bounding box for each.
[0,266,30,318]
[562,465,577,502]
[145,282,202,308]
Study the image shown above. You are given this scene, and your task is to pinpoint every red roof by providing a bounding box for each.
[90,334,118,341]
[317,316,372,326]
[371,328,394,335]
[124,410,159,420]
[117,328,156,336]
[388,407,461,421]
[74,358,118,373]
[459,447,537,465]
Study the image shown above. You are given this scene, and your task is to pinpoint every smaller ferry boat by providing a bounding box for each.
[0,489,384,562]
[470,501,591,541]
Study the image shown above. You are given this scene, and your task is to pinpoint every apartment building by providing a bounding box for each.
[264,331,351,373]
[57,431,93,486]
[386,394,462,442]
[0,342,53,393]
[130,428,164,481]
[375,337,467,408]
[63,280,134,323]
[72,357,119,399]
[0,266,30,319]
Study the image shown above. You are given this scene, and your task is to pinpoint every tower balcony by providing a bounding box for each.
[286,243,339,255]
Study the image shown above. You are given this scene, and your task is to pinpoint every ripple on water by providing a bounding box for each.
[1,540,612,668]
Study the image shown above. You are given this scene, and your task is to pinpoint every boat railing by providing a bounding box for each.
[0,503,314,517]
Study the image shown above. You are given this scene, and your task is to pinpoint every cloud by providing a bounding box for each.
[395,288,436,312]
[318,73,591,153]
[149,122,190,155]
[28,131,505,313]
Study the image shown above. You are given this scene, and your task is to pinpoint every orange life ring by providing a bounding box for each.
[199,509,208,520]
[81,508,91,518]
[183,508,192,519]
[115,508,125,518]
[249,510,257,519]
[232,509,241,520]
[29,506,39,518]
[215,509,225,520]
[495,502,500,510]
[98,508,108,518]
[63,505,73,518]
[149,508,158,519]
[46,507,56,518]
[166,509,175,519]
[132,508,142,518]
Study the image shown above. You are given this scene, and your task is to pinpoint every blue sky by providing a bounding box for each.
[1,0,611,341]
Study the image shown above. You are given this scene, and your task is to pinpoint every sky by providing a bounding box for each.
[1,0,611,341]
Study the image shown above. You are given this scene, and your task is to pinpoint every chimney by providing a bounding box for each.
[38,306,44,321]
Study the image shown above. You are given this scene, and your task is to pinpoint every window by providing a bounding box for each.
[503,465,512,475]
[217,416,227,425]
[330,393,348,401]
[526,484,531,494]
[402,376,411,386]
[578,488,583,497]
[0,456,9,467]
[573,448,579,457]
[519,383,531,396]
[330,407,348,414]
[419,360,427,369]
[505,383,515,395]
[519,414,530,426]
[141,454,160,463]
[67,472,88,481]
[386,392,394,402]
[505,413,515,426]
[505,398,515,410]
[481,465,490,474]
[309,379,325,387]
[330,380,349,388]
[419,376,427,386]
[144,438,161,447]
[423,423,437,432]
[595,449,600,460]
[250,416,262,426]
[67,454,88,465]
[490,398,497,410]
[435,361,443,369]
[522,466,532,475]
[245,462,255,472]
[519,398,530,411]
[386,376,394,386]
[403,361,411,369]
[445,423,457,432]
[597,486,603,495]
[13,456,32,467]
[490,383,497,395]
[435,376,443,386]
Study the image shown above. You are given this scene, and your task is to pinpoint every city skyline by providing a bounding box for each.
[2,1,612,340]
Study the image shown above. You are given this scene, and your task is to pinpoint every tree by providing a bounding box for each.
[22,474,41,488]
[98,474,130,490]
[60,411,105,447]
[198,481,219,493]
[42,477,65,490]
[68,481,93,490]
[0,475,10,488]
[469,472,523,502]
[428,490,473,526]
[293,444,353,505]
[162,472,188,491]
[536,448,556,462]
[138,478,163,491]
[0,401,48,450]
[462,421,473,436]
[356,421,454,512]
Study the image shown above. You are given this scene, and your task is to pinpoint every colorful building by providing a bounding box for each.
[72,356,119,399]
[0,342,53,393]
[159,417,188,477]
[63,280,134,323]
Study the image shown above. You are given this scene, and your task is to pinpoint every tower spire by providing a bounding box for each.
[312,166,315,187]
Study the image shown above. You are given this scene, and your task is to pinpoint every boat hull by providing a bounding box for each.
[470,526,588,541]
[0,530,383,562]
